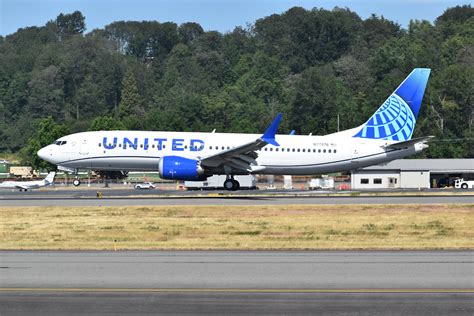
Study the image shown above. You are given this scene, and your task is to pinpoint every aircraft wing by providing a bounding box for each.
[200,114,282,172]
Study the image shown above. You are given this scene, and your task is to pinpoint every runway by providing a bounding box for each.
[1,251,473,314]
[0,189,472,206]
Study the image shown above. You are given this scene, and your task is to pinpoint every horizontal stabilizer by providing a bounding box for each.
[384,136,434,149]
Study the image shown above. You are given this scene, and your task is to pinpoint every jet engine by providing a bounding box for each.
[158,156,207,180]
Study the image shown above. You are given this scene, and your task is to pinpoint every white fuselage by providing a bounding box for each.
[38,130,424,175]
[0,179,47,190]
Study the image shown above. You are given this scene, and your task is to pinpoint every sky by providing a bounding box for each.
[0,0,471,36]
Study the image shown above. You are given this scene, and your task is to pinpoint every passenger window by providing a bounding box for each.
[361,178,369,184]
[302,149,305,152]
[334,149,337,153]
[276,148,279,152]
[140,144,143,148]
[297,149,300,152]
[318,149,321,153]
[323,149,326,153]
[98,143,101,147]
[328,149,331,153]
[152,144,155,148]
[119,144,122,147]
[292,149,295,152]
[373,178,382,184]
[270,148,273,151]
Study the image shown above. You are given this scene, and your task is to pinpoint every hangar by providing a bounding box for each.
[351,159,474,189]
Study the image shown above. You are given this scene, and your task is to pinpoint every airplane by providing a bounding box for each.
[38,68,432,190]
[0,172,56,191]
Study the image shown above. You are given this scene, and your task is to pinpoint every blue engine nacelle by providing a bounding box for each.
[158,156,206,180]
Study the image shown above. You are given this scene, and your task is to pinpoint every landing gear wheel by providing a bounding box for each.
[232,180,240,191]
[224,179,234,191]
[73,179,81,187]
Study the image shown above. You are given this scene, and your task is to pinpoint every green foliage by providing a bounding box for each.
[118,68,142,122]
[20,117,69,170]
[88,116,125,131]
[55,11,86,40]
[0,6,472,161]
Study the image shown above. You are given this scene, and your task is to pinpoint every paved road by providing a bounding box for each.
[1,194,472,206]
[2,251,473,289]
[1,251,473,315]
[1,292,472,315]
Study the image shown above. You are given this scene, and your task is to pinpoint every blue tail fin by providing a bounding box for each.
[353,68,431,141]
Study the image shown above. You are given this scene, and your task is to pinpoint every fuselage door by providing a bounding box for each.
[79,139,89,155]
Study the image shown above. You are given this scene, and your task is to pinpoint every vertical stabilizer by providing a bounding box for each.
[353,68,431,141]
[44,172,56,184]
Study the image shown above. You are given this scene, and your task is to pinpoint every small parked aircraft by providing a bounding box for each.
[0,172,56,191]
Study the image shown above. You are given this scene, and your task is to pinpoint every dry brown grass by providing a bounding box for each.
[0,204,472,250]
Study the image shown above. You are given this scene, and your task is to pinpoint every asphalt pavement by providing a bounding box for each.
[0,188,472,206]
[1,251,473,315]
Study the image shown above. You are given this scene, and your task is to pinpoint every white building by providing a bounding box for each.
[351,159,474,189]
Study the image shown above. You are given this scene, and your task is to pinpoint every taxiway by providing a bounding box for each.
[0,188,472,206]
[1,251,473,315]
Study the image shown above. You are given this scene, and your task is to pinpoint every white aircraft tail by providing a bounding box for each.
[353,68,431,141]
[44,172,56,184]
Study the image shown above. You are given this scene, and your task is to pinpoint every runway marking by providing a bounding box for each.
[0,288,473,293]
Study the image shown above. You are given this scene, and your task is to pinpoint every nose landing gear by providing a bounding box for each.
[73,178,81,186]
[223,176,240,191]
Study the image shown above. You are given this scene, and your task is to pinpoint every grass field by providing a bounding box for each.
[1,204,472,250]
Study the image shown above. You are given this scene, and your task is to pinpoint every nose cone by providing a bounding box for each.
[37,146,52,162]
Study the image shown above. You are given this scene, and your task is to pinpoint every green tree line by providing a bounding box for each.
[0,5,472,166]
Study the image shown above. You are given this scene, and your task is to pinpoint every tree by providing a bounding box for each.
[178,22,204,44]
[0,6,472,159]
[289,65,353,134]
[55,11,86,40]
[27,65,64,119]
[89,116,125,131]
[118,68,142,119]
[20,117,69,170]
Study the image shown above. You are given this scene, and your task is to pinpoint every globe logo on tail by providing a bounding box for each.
[353,94,415,141]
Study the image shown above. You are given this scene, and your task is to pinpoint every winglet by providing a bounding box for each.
[261,113,282,146]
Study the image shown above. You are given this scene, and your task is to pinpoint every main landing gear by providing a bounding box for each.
[223,176,240,191]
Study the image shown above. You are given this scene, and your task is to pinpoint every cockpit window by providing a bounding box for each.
[54,140,67,146]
